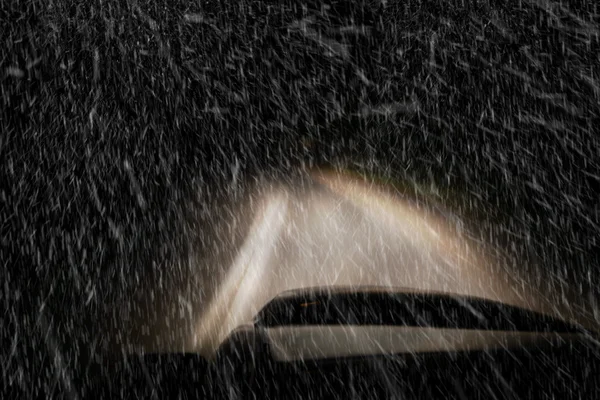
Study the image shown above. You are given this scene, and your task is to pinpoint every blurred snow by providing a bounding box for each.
[192,169,587,356]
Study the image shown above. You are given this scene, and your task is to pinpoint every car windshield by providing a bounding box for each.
[255,289,580,333]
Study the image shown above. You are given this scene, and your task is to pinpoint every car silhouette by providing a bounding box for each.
[211,285,599,399]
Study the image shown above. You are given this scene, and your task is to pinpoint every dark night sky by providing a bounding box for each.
[2,0,600,392]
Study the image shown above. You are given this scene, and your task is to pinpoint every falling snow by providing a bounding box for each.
[2,0,600,398]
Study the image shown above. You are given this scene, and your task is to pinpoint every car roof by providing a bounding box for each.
[256,286,584,334]
[272,285,488,301]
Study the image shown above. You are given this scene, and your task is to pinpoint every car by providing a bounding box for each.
[210,285,600,399]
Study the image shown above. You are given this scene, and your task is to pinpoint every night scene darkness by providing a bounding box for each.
[2,0,600,398]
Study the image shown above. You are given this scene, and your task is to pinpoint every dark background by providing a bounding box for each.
[2,0,600,395]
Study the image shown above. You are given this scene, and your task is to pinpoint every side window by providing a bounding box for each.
[258,297,334,326]
[259,299,295,326]
[296,299,325,324]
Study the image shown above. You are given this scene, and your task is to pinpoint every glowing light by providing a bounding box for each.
[300,301,320,307]
[189,169,593,356]
[193,192,288,354]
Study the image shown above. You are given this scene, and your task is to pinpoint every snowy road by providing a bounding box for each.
[191,169,579,356]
